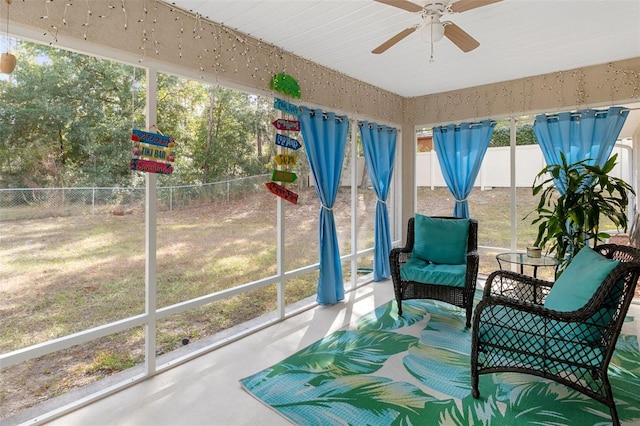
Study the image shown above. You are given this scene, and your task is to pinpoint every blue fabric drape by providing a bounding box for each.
[298,107,349,305]
[533,106,629,194]
[432,120,496,218]
[358,121,397,281]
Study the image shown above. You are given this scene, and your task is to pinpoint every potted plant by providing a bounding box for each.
[528,152,634,269]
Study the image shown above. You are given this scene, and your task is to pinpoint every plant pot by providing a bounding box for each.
[526,246,541,258]
[1,52,16,74]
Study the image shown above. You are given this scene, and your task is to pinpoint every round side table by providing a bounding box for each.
[496,252,559,278]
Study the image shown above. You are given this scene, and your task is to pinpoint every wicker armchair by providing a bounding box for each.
[471,244,640,426]
[390,215,479,327]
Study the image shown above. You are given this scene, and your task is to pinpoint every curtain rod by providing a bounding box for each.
[308,110,345,123]
[357,121,397,132]
[541,107,633,120]
[433,120,496,129]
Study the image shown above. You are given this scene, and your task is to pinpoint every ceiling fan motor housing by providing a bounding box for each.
[421,1,450,20]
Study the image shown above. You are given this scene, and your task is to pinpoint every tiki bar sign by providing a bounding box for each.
[130,129,175,175]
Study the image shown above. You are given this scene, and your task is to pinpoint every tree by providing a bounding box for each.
[489,123,536,147]
[0,42,146,188]
[1,40,276,190]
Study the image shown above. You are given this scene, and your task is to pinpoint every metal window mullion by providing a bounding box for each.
[510,117,517,254]
[145,67,158,376]
[277,109,286,318]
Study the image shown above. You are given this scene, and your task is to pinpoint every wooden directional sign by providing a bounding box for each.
[135,144,175,162]
[274,154,297,166]
[275,133,301,150]
[272,119,300,132]
[273,98,299,116]
[132,129,174,148]
[272,170,297,183]
[130,158,174,175]
[266,182,298,204]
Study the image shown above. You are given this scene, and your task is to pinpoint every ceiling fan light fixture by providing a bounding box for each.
[420,17,444,42]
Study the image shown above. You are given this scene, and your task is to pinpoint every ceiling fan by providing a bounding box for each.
[372,0,502,57]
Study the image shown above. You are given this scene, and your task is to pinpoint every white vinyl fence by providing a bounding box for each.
[416,144,632,189]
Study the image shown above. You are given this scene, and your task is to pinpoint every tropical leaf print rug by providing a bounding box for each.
[240,296,640,425]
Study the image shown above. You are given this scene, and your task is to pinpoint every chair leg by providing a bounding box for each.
[604,378,621,426]
[465,306,472,328]
[471,372,480,399]
[396,299,403,316]
[610,405,620,426]
[470,332,480,399]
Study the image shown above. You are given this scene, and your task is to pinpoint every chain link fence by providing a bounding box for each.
[0,175,270,222]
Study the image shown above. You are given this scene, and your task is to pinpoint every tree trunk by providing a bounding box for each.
[204,86,216,183]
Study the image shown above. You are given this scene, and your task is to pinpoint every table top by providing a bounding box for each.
[496,252,560,267]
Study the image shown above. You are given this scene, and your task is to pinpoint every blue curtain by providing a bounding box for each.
[533,106,629,194]
[358,121,397,281]
[433,120,496,218]
[298,107,349,305]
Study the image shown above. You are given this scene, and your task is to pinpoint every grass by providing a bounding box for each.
[84,351,141,376]
[0,185,632,419]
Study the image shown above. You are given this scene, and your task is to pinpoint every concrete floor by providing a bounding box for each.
[34,280,640,426]
[44,281,397,426]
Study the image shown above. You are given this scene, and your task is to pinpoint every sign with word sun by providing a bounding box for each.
[130,129,175,175]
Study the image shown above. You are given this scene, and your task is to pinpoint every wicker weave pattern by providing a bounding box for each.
[390,216,479,327]
[471,244,640,425]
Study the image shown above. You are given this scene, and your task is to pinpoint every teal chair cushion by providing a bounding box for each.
[412,214,469,265]
[400,256,466,287]
[544,247,619,312]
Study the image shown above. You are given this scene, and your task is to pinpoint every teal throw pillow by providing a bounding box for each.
[544,247,619,312]
[412,214,469,265]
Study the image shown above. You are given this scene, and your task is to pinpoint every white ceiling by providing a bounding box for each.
[169,0,640,98]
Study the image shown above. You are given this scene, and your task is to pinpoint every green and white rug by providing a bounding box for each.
[241,296,640,425]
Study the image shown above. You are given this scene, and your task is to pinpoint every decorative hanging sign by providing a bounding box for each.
[274,153,297,166]
[134,144,175,162]
[274,98,299,116]
[272,118,300,132]
[265,182,298,204]
[271,170,298,183]
[269,73,301,99]
[132,129,174,148]
[275,133,301,150]
[130,158,174,174]
[130,129,175,175]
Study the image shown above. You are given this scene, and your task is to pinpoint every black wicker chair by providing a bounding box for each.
[390,215,479,328]
[471,244,640,426]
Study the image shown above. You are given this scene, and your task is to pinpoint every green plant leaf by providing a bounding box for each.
[527,154,634,259]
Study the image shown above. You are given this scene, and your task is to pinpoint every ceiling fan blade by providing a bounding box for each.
[372,26,417,54]
[444,22,479,52]
[450,0,502,13]
[374,0,423,13]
